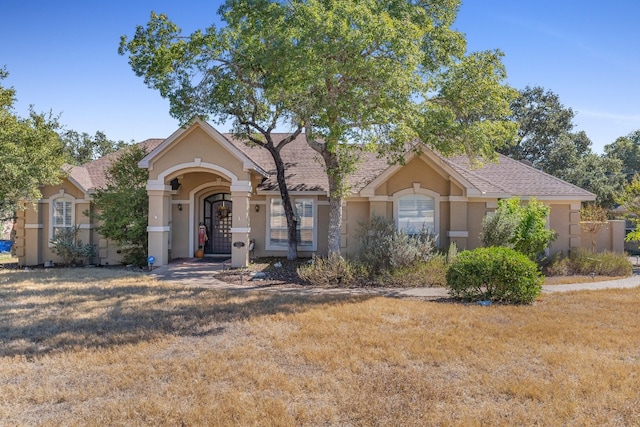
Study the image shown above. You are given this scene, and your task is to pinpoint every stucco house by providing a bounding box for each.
[15,118,610,268]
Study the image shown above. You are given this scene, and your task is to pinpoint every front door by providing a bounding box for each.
[203,193,232,254]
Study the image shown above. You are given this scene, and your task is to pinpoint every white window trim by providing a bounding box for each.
[266,196,318,251]
[48,192,76,246]
[392,186,440,238]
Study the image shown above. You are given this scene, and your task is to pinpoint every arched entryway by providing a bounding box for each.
[203,193,232,254]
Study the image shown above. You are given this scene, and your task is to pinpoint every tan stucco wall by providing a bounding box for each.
[16,179,125,266]
[549,204,572,256]
[342,200,370,256]
[466,202,486,249]
[148,126,246,182]
[580,220,625,253]
[375,156,459,197]
[170,202,190,259]
[249,196,267,257]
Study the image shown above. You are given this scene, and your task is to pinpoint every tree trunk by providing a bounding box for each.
[323,152,343,256]
[327,187,342,255]
[305,130,345,257]
[270,146,298,260]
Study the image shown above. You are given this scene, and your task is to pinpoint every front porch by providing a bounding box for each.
[138,119,268,268]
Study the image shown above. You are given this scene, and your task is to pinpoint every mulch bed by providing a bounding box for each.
[214,257,308,287]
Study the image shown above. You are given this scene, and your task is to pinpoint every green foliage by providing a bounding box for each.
[356,216,437,275]
[0,66,66,219]
[500,86,625,208]
[543,133,625,209]
[545,249,632,277]
[617,173,640,242]
[446,247,543,304]
[49,226,96,265]
[481,202,520,248]
[61,130,127,165]
[481,197,556,260]
[297,254,360,287]
[501,86,575,167]
[92,145,149,266]
[604,130,640,180]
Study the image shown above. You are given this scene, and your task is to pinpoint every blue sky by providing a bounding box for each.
[1,1,638,153]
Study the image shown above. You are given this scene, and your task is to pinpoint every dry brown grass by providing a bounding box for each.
[543,275,627,285]
[1,267,640,426]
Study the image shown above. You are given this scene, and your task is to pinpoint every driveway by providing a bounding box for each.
[150,258,640,300]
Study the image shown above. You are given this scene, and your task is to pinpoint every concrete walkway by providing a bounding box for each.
[150,258,640,299]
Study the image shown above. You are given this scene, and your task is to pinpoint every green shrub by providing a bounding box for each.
[297,254,361,287]
[356,216,437,274]
[446,247,543,304]
[545,249,632,277]
[50,226,96,265]
[481,197,556,260]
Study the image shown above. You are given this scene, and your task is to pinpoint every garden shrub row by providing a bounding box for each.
[297,210,631,305]
[545,249,632,277]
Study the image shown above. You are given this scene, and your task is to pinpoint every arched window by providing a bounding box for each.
[397,194,435,235]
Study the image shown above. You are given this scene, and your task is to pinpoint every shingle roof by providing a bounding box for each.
[68,139,164,192]
[224,134,595,199]
[443,153,596,198]
[67,128,595,201]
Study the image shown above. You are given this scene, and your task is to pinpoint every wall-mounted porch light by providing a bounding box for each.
[170,178,181,191]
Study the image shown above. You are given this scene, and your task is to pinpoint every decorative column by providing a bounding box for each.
[230,181,252,268]
[147,183,171,266]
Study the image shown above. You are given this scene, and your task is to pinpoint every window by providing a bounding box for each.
[53,199,73,237]
[268,198,315,249]
[397,194,434,234]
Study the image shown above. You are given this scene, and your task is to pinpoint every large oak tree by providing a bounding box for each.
[604,130,640,181]
[501,86,626,208]
[120,0,518,256]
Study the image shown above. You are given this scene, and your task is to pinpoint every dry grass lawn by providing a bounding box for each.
[1,267,640,426]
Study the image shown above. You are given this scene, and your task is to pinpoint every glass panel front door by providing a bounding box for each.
[203,193,232,254]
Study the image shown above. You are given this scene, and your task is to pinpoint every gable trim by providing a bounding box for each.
[359,147,481,198]
[138,118,268,177]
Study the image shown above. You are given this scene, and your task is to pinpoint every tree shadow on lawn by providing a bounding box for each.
[0,270,371,358]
